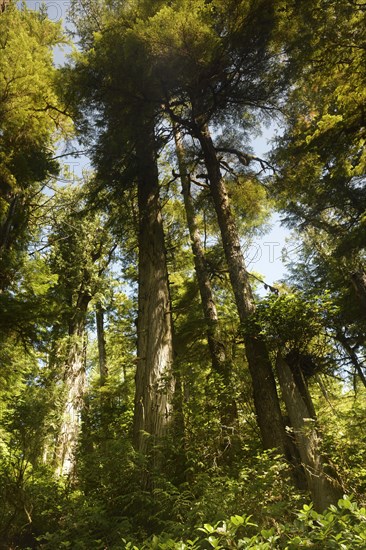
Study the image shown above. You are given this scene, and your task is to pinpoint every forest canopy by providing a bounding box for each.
[0,0,365,548]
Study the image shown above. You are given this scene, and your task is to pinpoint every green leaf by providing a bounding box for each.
[230,515,245,526]
[207,536,222,549]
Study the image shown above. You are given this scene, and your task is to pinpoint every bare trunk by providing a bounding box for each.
[54,313,88,477]
[96,302,108,385]
[195,124,287,453]
[133,118,175,454]
[174,127,237,429]
[276,354,343,511]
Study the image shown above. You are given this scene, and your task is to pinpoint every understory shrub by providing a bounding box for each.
[125,495,366,549]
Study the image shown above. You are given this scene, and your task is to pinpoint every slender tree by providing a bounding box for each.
[191,122,287,453]
[173,127,237,432]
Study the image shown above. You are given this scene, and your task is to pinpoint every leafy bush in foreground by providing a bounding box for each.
[124,496,366,549]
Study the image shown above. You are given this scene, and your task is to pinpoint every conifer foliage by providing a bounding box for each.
[0,1,365,548]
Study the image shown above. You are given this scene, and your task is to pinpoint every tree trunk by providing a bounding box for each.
[133,117,175,455]
[96,302,108,385]
[54,307,89,477]
[276,353,343,511]
[95,301,111,446]
[195,123,287,454]
[173,127,237,430]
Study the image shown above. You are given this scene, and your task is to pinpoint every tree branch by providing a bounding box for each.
[216,147,276,173]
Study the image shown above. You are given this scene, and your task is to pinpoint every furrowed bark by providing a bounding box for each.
[133,117,175,455]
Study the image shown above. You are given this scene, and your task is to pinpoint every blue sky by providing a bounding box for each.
[246,129,291,287]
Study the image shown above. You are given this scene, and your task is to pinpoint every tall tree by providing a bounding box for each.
[133,110,175,454]
[137,0,343,506]
[174,127,237,433]
[65,3,175,455]
[193,123,288,454]
[139,0,289,454]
